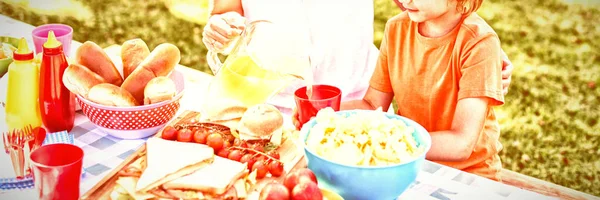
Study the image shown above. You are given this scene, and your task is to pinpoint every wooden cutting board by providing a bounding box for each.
[81,110,307,200]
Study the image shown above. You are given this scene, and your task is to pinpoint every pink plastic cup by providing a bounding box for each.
[294,85,342,128]
[32,24,73,57]
[30,143,83,200]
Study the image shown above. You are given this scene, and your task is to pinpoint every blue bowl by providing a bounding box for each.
[300,110,432,200]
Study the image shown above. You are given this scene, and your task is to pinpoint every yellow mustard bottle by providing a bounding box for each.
[5,38,42,132]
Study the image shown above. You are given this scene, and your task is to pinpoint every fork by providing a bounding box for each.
[3,130,13,154]
[4,126,35,179]
[22,125,34,148]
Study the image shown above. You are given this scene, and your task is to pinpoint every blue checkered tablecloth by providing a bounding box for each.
[71,112,147,194]
[0,112,147,195]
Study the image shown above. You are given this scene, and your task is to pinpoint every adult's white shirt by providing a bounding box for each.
[241,0,379,114]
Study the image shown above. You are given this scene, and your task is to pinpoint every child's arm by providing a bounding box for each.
[341,86,394,111]
[425,97,490,161]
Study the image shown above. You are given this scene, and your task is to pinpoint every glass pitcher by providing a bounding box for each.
[205,20,311,108]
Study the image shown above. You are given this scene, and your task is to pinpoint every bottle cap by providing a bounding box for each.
[43,31,62,49]
[13,37,34,61]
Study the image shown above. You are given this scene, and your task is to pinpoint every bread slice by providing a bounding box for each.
[135,138,215,193]
[162,156,248,196]
[115,177,154,200]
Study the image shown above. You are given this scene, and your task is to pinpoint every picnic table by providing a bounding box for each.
[0,14,596,200]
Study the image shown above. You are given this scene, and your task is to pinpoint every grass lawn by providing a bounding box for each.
[1,0,599,196]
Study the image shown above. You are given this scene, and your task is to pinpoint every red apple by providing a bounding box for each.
[295,168,318,184]
[284,168,318,191]
[284,171,301,191]
[259,182,290,200]
[291,178,322,200]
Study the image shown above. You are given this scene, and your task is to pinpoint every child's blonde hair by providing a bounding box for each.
[457,0,483,15]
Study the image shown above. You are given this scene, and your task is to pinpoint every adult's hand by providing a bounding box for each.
[202,11,246,53]
[501,51,513,96]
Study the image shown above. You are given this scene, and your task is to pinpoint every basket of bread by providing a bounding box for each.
[63,38,184,139]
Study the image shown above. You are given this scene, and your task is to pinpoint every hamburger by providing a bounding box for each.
[236,104,284,144]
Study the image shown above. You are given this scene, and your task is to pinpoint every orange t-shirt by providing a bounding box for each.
[370,12,505,180]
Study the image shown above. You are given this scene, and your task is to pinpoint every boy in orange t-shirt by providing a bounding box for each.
[341,0,505,180]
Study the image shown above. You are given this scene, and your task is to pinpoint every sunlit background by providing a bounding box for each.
[1,0,599,196]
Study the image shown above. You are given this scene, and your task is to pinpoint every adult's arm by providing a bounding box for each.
[211,0,244,15]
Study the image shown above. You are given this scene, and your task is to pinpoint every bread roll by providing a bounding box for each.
[62,63,106,98]
[88,83,139,107]
[144,77,176,105]
[75,41,123,86]
[121,43,180,104]
[121,38,150,79]
[237,104,283,139]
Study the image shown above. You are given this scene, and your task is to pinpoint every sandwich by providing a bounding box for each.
[135,137,215,193]
[111,141,251,200]
[114,177,155,200]
[236,104,284,145]
[162,156,249,199]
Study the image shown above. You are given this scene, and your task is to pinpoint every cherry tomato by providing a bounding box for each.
[255,155,266,162]
[225,134,236,144]
[252,144,264,153]
[223,140,232,149]
[161,126,177,140]
[177,128,193,142]
[228,150,243,161]
[233,138,243,147]
[268,160,284,177]
[252,161,268,179]
[267,151,280,160]
[193,130,209,144]
[207,133,224,151]
[239,142,249,148]
[240,154,253,163]
[240,154,255,170]
[217,148,230,158]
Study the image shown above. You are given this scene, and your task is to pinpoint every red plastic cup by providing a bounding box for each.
[32,24,73,57]
[294,84,342,128]
[30,144,83,200]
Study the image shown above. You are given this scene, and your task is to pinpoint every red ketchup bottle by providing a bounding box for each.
[39,30,75,132]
